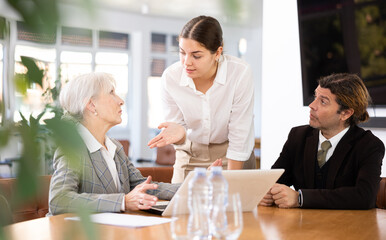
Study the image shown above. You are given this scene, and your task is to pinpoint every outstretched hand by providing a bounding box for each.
[124,176,159,211]
[148,122,186,148]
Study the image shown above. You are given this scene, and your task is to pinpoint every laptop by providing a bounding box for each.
[146,169,284,216]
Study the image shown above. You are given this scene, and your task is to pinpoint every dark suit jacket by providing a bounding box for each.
[272,125,384,209]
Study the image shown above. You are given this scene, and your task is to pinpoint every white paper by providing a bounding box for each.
[65,213,173,228]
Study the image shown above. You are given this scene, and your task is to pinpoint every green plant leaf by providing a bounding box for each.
[0,17,8,41]
[0,127,10,147]
[14,116,42,204]
[78,207,100,240]
[21,56,44,87]
[14,73,29,95]
[44,116,84,162]
[6,0,58,33]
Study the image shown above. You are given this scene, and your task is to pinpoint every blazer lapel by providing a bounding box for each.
[326,127,355,188]
[113,143,131,193]
[89,150,117,193]
[303,129,319,188]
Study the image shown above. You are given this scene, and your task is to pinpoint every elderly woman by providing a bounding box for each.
[48,72,179,215]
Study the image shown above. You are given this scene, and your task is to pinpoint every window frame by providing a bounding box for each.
[1,19,133,136]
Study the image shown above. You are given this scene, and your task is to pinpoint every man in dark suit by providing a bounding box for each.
[260,73,385,209]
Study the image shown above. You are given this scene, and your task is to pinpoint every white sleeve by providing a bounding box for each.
[161,71,187,128]
[226,64,255,161]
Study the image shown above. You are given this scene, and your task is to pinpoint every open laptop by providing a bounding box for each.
[145,169,284,216]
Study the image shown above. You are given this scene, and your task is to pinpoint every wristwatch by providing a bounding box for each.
[298,189,303,207]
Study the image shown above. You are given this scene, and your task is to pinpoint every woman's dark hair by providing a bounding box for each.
[318,73,371,126]
[179,15,223,53]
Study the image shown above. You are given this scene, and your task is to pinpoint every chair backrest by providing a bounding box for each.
[117,139,130,157]
[137,167,173,183]
[377,177,386,209]
[155,145,176,165]
[0,175,51,223]
[0,194,13,225]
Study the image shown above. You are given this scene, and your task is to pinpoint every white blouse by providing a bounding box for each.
[161,54,254,161]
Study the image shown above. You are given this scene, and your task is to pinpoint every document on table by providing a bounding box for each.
[65,213,173,228]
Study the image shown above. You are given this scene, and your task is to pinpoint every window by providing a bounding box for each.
[60,51,92,84]
[17,21,56,44]
[2,18,133,151]
[151,58,166,77]
[61,26,92,47]
[151,33,166,52]
[99,31,129,50]
[14,45,56,122]
[0,43,3,123]
[147,33,179,129]
[95,52,129,126]
[96,31,131,128]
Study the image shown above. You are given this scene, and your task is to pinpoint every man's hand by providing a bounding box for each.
[124,176,158,211]
[259,191,274,206]
[270,183,299,208]
[148,122,186,148]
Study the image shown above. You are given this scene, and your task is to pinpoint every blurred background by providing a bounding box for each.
[0,0,385,177]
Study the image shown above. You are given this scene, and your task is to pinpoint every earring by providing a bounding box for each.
[94,111,98,116]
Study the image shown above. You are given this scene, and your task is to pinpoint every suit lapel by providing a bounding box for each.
[89,150,117,193]
[112,141,131,193]
[303,128,319,188]
[326,127,355,188]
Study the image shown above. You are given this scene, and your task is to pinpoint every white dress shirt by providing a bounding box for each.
[318,127,350,162]
[161,54,254,161]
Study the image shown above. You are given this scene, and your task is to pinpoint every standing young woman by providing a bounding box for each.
[148,16,255,183]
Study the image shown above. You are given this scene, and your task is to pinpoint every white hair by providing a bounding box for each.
[59,72,116,119]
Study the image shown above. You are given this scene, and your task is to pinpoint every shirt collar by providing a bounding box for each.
[179,54,228,88]
[214,55,227,85]
[77,123,116,154]
[319,126,350,148]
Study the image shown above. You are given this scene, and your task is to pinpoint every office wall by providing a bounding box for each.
[261,0,386,177]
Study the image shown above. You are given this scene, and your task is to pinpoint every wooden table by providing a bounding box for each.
[4,206,386,240]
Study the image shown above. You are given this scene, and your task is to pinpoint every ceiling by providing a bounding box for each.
[70,0,261,27]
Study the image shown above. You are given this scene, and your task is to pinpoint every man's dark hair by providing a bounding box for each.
[318,73,371,126]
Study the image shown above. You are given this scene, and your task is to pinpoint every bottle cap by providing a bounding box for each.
[211,166,222,172]
[194,167,206,176]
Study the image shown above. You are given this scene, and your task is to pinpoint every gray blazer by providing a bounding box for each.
[48,138,179,215]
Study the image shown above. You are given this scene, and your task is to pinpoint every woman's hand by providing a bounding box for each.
[208,158,223,170]
[148,122,186,148]
[124,176,158,211]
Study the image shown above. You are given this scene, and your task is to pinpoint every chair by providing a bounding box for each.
[0,194,13,225]
[254,138,261,169]
[137,167,173,183]
[156,145,176,166]
[117,140,130,157]
[0,175,51,223]
[377,177,386,209]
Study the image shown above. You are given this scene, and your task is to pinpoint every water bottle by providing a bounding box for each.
[187,167,213,240]
[209,167,228,235]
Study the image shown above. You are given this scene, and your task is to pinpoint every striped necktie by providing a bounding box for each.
[317,140,332,168]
